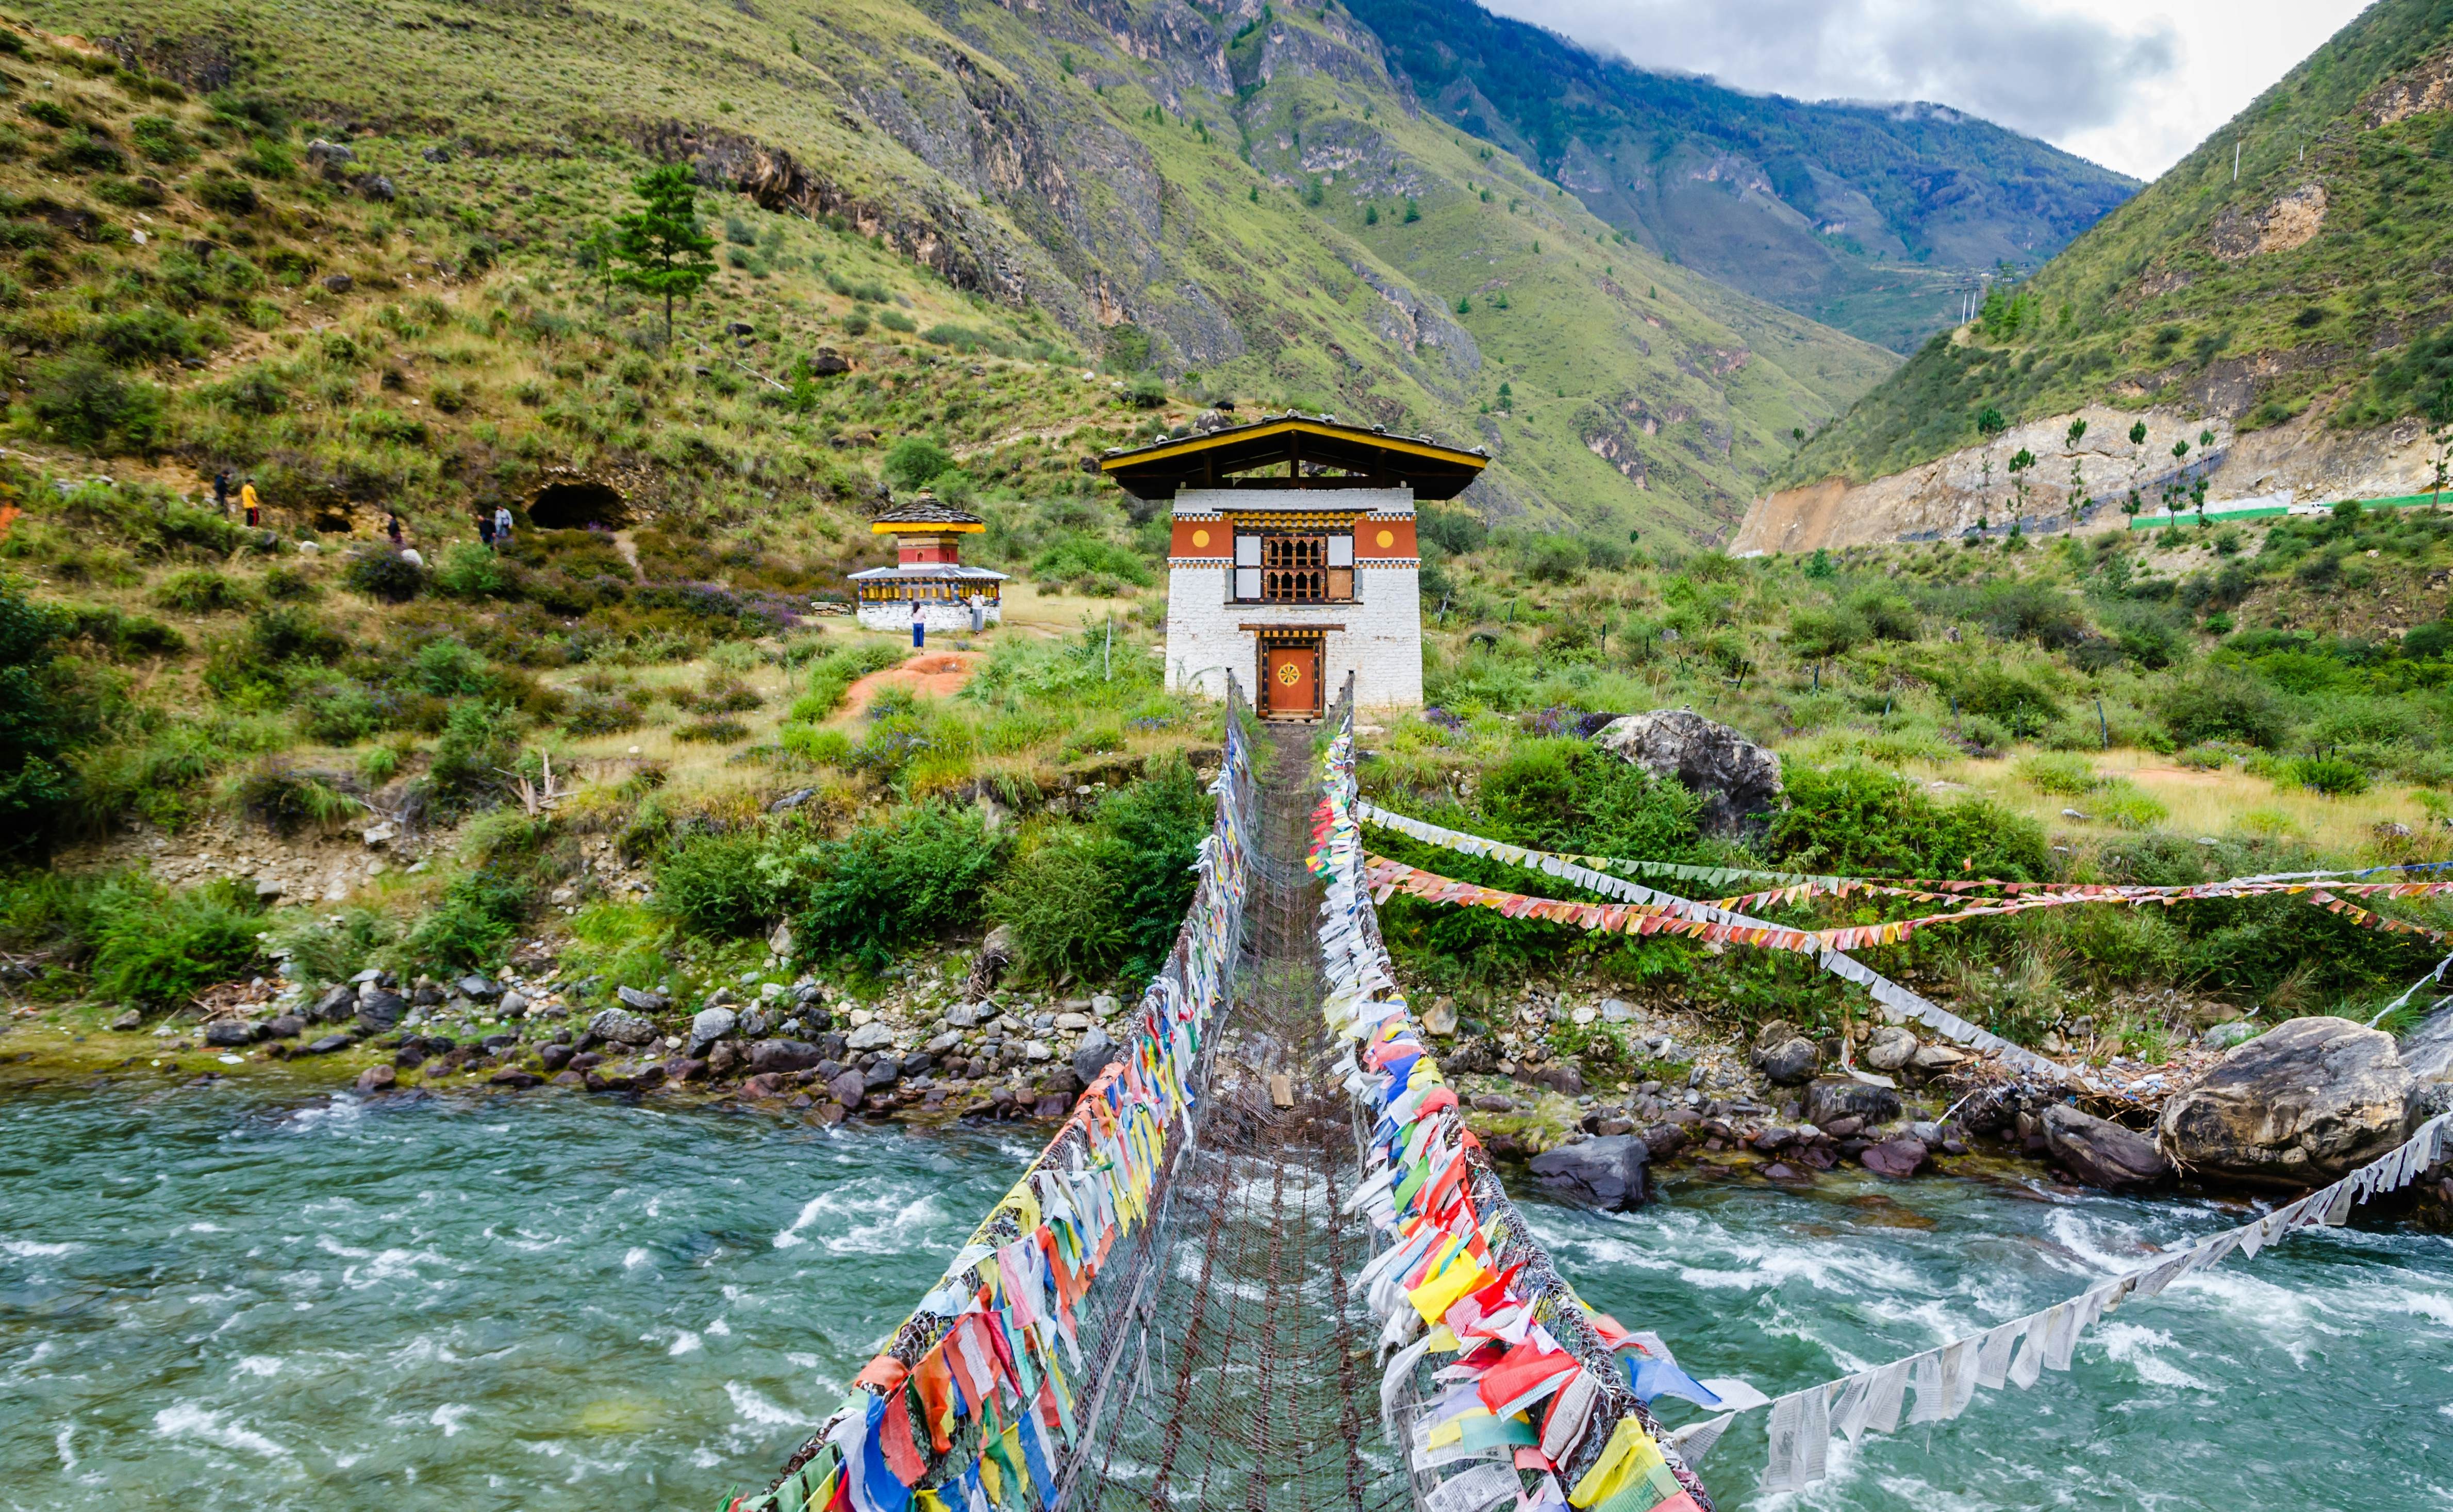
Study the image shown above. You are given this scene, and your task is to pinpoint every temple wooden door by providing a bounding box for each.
[1261,638,1321,720]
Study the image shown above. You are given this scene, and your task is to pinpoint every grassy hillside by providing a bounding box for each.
[1346,0,2137,353]
[1785,0,2453,488]
[30,0,1892,542]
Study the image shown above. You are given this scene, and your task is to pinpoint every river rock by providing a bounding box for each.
[1862,1025,1919,1072]
[1910,1044,1969,1072]
[1423,998,1458,1036]
[204,1020,255,1047]
[826,1069,866,1105]
[589,1008,660,1045]
[1529,1135,1649,1209]
[689,1006,739,1056]
[862,1057,903,1090]
[1072,1029,1122,1086]
[1859,1137,1929,1177]
[457,974,502,1001]
[266,1014,305,1039]
[1598,998,1633,1024]
[356,1065,396,1093]
[616,986,669,1013]
[2202,1021,2262,1052]
[2042,1104,2173,1189]
[749,1039,822,1074]
[499,991,529,1017]
[1591,710,1783,835]
[845,1021,896,1052]
[2159,1016,2414,1187]
[110,1009,144,1032]
[310,985,356,1021]
[1804,1077,1899,1129]
[303,1033,354,1055]
[946,1003,983,1029]
[1759,1037,1820,1086]
[355,992,406,1034]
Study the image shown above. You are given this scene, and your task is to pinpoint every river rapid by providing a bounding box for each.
[3,1081,2448,1511]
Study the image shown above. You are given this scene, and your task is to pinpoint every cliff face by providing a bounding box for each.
[1736,405,2448,555]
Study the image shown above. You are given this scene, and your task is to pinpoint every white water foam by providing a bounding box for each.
[235,1356,283,1378]
[429,1403,474,1437]
[153,1404,291,1459]
[2096,1323,2213,1391]
[1,1238,79,1258]
[724,1381,807,1428]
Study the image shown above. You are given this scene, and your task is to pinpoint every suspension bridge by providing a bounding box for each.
[741,680,2452,1512]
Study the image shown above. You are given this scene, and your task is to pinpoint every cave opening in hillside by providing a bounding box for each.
[527,479,629,529]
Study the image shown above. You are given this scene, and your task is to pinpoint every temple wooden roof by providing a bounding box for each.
[1099,414,1488,501]
[870,494,986,533]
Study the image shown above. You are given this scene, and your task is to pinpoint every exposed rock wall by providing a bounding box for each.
[1736,405,2447,555]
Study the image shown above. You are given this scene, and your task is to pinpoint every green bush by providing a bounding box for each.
[1767,760,2049,878]
[247,605,349,665]
[89,876,262,1007]
[2160,669,2289,748]
[295,678,380,743]
[2290,756,2372,796]
[2015,752,2099,796]
[426,699,518,807]
[794,641,908,720]
[882,436,955,492]
[1087,754,1214,977]
[432,542,516,599]
[780,724,854,765]
[342,549,426,602]
[0,581,82,848]
[153,568,251,613]
[404,863,534,969]
[656,832,801,936]
[988,835,1129,982]
[795,802,1006,966]
[26,356,163,452]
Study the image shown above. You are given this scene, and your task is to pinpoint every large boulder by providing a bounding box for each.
[1528,1136,1649,1209]
[2042,1105,2172,1189]
[355,991,406,1034]
[1804,1077,1900,1130]
[688,1006,739,1057]
[1592,710,1783,835]
[749,1039,823,1075]
[2159,1017,2413,1188]
[1758,1037,1820,1086]
[1862,1025,1919,1072]
[1071,1029,1122,1086]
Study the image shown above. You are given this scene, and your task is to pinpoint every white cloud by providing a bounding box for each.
[1477,0,2370,180]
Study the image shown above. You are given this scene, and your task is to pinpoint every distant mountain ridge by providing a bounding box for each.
[1344,0,2141,352]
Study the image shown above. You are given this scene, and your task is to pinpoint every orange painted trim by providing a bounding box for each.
[1170,519,1230,556]
[1353,519,1417,557]
[870,520,984,534]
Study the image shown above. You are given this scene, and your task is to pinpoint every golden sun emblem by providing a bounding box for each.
[1277,662,1303,686]
[1190,528,1211,549]
[1377,528,1396,548]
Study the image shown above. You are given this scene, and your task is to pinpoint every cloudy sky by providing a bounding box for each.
[1479,0,2371,180]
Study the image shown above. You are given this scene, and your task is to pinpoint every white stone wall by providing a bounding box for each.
[857,600,1000,635]
[1164,490,1423,710]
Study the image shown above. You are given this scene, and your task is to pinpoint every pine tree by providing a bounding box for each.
[612,162,717,344]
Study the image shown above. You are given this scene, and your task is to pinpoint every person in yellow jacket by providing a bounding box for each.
[240,478,260,527]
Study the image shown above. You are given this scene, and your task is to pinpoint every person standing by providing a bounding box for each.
[240,477,260,528]
[211,470,231,516]
[493,504,514,550]
[386,511,404,547]
[477,509,494,550]
[967,591,984,635]
[911,597,925,649]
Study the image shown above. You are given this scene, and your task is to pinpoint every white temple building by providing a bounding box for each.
[848,495,1006,633]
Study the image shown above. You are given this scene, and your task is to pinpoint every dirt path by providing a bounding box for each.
[838,650,984,716]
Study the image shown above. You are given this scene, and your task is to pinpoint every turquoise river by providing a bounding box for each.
[2,1080,2449,1510]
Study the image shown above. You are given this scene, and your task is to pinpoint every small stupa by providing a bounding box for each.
[848,493,1007,633]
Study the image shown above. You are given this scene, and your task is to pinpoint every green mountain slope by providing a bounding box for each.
[49,0,1892,540]
[1783,0,2453,490]
[1344,0,2139,353]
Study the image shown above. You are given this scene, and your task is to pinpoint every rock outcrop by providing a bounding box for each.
[1592,711,1782,834]
[1528,1135,1649,1209]
[2042,1104,2172,1189]
[2158,1016,2413,1187]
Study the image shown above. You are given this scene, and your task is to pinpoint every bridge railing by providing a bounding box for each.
[1313,679,1718,1512]
[747,681,1258,1512]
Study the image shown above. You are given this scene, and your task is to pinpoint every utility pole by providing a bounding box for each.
[2233,140,2242,182]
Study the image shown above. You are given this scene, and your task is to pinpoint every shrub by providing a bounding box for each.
[89,876,262,1007]
[0,583,81,847]
[295,678,381,743]
[403,864,533,969]
[153,568,251,613]
[1088,755,1215,978]
[2160,669,2288,748]
[1768,760,2049,878]
[2290,756,2372,796]
[795,803,1006,966]
[876,309,917,334]
[425,699,518,807]
[1124,374,1167,408]
[26,356,163,452]
[2091,779,2169,830]
[2015,753,2100,796]
[193,171,259,215]
[794,641,908,720]
[988,835,1129,982]
[227,761,360,834]
[882,436,955,492]
[342,549,426,602]
[673,717,749,743]
[656,832,801,936]
[563,691,643,736]
[432,542,514,599]
[247,605,347,664]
